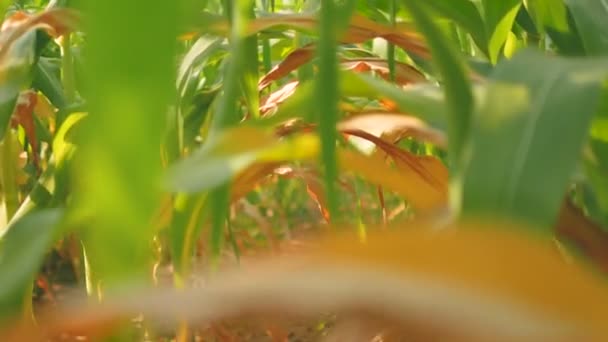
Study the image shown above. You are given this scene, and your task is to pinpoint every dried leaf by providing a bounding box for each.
[341,58,426,85]
[11,91,39,168]
[0,9,80,62]
[259,81,299,115]
[259,46,315,90]
[259,49,425,90]
[338,112,447,150]
[555,198,608,273]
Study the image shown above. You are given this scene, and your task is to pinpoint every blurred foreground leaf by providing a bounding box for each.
[5,220,608,341]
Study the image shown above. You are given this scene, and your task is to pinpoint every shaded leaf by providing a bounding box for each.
[555,198,608,274]
[399,1,473,173]
[565,0,608,56]
[424,0,488,57]
[462,50,608,228]
[177,36,226,93]
[524,0,569,33]
[0,209,63,321]
[32,58,65,110]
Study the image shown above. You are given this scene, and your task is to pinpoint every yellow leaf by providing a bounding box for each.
[311,220,608,338]
[337,149,447,211]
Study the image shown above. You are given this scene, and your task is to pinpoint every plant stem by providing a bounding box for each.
[242,1,259,119]
[317,0,340,221]
[388,0,397,82]
[209,0,254,269]
[61,34,76,104]
[261,0,273,74]
[0,129,19,224]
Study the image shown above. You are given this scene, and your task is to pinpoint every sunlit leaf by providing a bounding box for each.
[165,126,319,193]
[78,0,178,286]
[258,45,426,90]
[337,149,447,212]
[338,112,447,151]
[482,0,522,64]
[196,13,430,59]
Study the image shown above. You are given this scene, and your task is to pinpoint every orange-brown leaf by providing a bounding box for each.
[338,112,447,149]
[0,9,80,62]
[258,46,315,90]
[337,149,446,212]
[259,81,299,115]
[341,59,426,86]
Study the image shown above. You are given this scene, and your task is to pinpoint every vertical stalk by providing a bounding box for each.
[297,0,314,82]
[243,1,259,119]
[61,34,76,104]
[0,129,19,223]
[387,0,397,82]
[317,0,340,221]
[209,0,254,268]
[261,0,274,74]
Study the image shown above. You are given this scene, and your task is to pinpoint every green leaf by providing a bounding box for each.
[423,0,489,57]
[585,85,608,226]
[177,36,226,93]
[250,71,447,132]
[32,57,66,110]
[169,193,209,284]
[340,72,447,129]
[316,0,342,219]
[565,0,608,56]
[524,0,569,33]
[462,50,608,229]
[78,0,178,286]
[0,209,63,321]
[482,0,523,64]
[399,0,474,180]
[165,126,319,193]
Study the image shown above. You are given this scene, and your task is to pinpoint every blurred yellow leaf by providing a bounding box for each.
[311,220,608,338]
[337,148,447,211]
[7,220,608,341]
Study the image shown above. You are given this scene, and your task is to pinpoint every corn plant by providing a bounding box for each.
[1,0,608,340]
